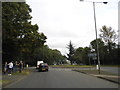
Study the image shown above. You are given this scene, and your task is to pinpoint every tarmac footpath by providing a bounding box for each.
[72,69,120,85]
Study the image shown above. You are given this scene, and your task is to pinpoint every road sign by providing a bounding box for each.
[88,53,97,57]
[92,56,97,60]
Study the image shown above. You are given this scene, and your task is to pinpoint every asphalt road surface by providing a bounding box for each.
[4,67,118,88]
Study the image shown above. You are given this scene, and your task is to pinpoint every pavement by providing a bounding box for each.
[72,69,120,84]
[2,67,120,88]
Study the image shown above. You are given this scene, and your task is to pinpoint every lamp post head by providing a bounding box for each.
[80,0,84,1]
[80,0,108,4]
[103,2,108,4]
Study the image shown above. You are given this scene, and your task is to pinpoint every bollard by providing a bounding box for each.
[96,64,99,70]
[26,64,28,68]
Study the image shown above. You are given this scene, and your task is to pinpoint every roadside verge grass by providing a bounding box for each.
[50,65,120,68]
[12,69,31,75]
[50,65,94,68]
[2,80,12,87]
[2,69,31,87]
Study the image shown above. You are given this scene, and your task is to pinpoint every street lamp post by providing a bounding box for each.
[80,0,108,74]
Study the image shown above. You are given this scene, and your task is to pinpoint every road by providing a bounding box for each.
[4,67,118,88]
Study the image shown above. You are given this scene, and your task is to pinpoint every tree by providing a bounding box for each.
[90,38,107,65]
[67,41,75,65]
[73,47,83,64]
[99,25,118,65]
[33,45,65,65]
[2,2,32,62]
[74,47,90,65]
[99,25,117,52]
[2,2,47,64]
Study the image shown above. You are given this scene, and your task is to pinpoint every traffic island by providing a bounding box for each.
[72,69,120,84]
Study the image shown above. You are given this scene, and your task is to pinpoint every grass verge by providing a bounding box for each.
[2,80,12,87]
[50,65,94,68]
[12,69,31,75]
[2,69,31,87]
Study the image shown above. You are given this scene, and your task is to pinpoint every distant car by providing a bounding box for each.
[38,63,49,72]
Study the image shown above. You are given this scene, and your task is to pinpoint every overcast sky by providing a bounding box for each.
[26,0,118,55]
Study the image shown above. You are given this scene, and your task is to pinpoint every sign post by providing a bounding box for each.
[88,53,97,68]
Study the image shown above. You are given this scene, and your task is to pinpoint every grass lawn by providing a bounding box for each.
[0,80,2,85]
[2,69,31,87]
[0,69,2,73]
[12,69,31,75]
[50,64,120,68]
[50,65,94,68]
[1,80,12,87]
